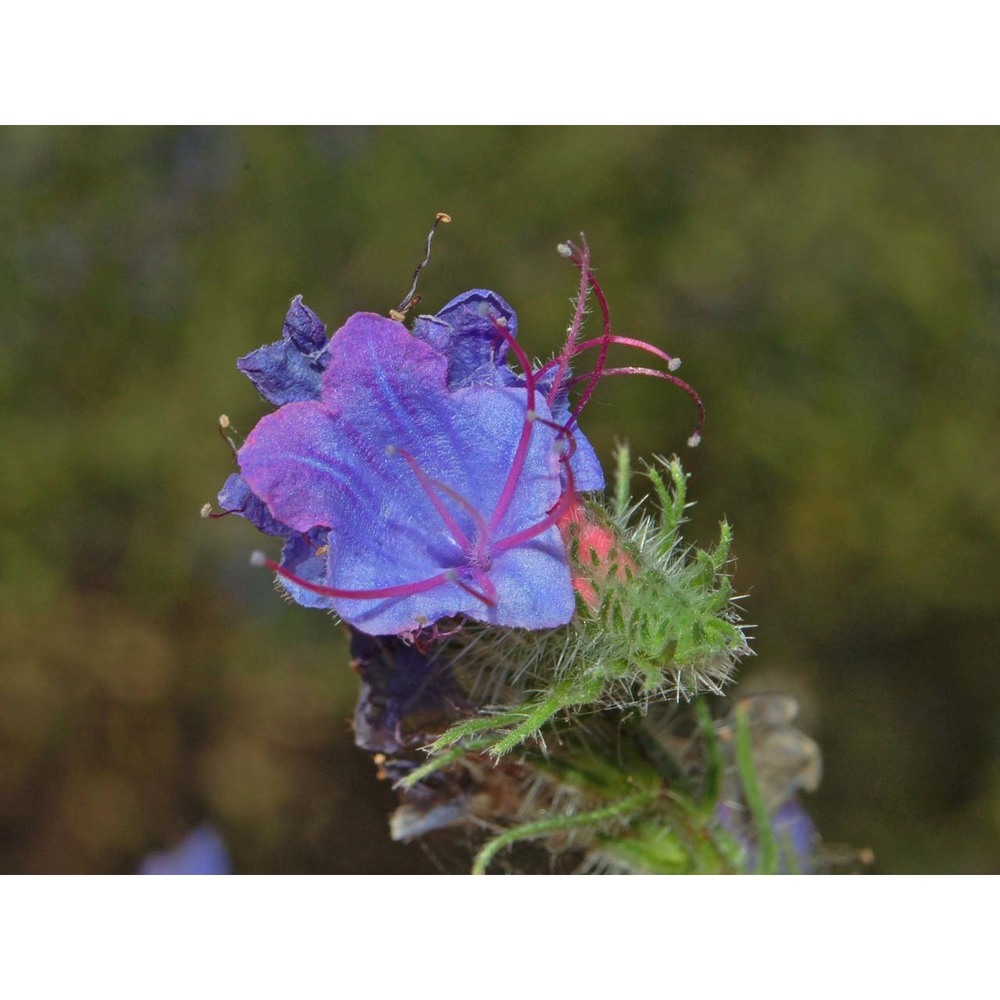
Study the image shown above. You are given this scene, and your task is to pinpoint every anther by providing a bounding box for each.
[249,550,267,567]
[687,431,702,448]
[201,501,241,520]
[525,409,537,422]
[218,414,240,459]
[668,357,682,372]
[557,243,573,257]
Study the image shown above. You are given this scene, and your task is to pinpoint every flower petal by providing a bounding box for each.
[237,296,330,405]
[413,289,518,388]
[239,312,575,634]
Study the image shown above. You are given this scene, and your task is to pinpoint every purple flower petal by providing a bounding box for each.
[279,529,333,609]
[413,289,518,388]
[218,472,287,537]
[415,290,604,492]
[240,312,575,634]
[237,296,330,405]
[223,285,608,634]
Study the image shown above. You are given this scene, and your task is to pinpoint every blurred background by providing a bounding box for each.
[1,126,997,873]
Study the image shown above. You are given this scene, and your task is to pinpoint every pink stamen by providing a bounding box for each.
[565,334,679,369]
[566,365,705,444]
[534,327,703,444]
[566,241,612,431]
[492,445,578,557]
[449,569,497,607]
[387,445,488,558]
[254,553,457,602]
[487,316,540,534]
[546,240,591,408]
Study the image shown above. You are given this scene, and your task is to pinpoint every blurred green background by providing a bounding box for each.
[1,126,997,873]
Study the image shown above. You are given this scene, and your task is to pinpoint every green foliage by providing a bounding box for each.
[4,127,999,872]
[410,449,748,768]
[441,698,799,875]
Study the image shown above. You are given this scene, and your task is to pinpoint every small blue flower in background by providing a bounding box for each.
[137,825,231,875]
[223,292,604,636]
[716,797,819,874]
[771,798,819,873]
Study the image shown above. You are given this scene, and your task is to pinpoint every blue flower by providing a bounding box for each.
[224,292,604,636]
[716,796,819,874]
[137,825,231,875]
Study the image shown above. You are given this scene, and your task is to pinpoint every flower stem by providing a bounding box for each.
[471,793,654,875]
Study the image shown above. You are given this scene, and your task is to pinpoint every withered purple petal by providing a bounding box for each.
[217,472,287,537]
[413,289,517,388]
[349,628,464,754]
[237,295,330,405]
[280,529,334,610]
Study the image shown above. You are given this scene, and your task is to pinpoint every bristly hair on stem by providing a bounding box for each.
[403,446,751,776]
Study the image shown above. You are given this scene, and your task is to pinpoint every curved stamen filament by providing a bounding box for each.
[253,553,458,601]
[387,445,488,557]
[492,442,578,557]
[488,317,540,535]
[567,244,612,431]
[533,335,680,388]
[255,554,497,609]
[448,569,497,607]
[534,331,701,442]
[546,240,591,408]
[202,505,240,520]
[558,334,679,369]
[532,412,579,463]
[566,366,705,444]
